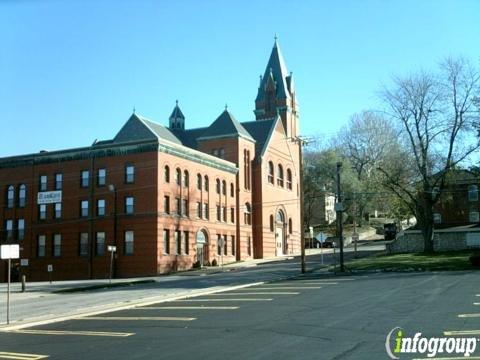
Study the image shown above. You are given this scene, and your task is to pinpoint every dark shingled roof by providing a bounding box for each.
[256,40,291,102]
[172,127,208,150]
[241,119,276,158]
[113,114,182,145]
[197,110,254,142]
[169,103,185,120]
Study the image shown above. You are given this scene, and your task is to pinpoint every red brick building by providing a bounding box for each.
[0,40,301,281]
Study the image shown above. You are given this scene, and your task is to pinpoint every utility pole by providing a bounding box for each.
[336,162,345,272]
[353,193,358,258]
[297,136,307,274]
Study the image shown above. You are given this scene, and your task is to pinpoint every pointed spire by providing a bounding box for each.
[133,106,136,114]
[255,38,291,102]
[169,100,185,131]
[225,103,228,111]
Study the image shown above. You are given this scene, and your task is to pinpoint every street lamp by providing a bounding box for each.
[108,184,118,281]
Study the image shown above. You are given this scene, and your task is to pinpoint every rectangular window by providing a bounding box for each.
[125,230,134,255]
[53,234,61,257]
[7,186,14,208]
[5,219,13,240]
[19,186,26,207]
[433,213,442,224]
[125,165,135,183]
[217,234,222,255]
[176,197,181,215]
[247,236,251,256]
[196,202,202,218]
[216,205,221,221]
[222,206,227,222]
[175,230,181,255]
[163,229,170,254]
[183,231,189,255]
[164,196,170,214]
[231,208,235,223]
[97,168,106,186]
[96,232,105,256]
[55,173,63,190]
[39,175,47,191]
[55,203,62,219]
[97,199,106,216]
[81,200,89,217]
[231,235,235,256]
[182,199,188,217]
[125,196,134,214]
[469,211,480,223]
[204,203,209,220]
[17,219,25,241]
[38,235,46,257]
[79,233,89,256]
[223,234,228,255]
[39,204,47,220]
[81,170,89,188]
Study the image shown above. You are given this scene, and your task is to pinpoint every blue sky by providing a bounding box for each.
[1,0,479,157]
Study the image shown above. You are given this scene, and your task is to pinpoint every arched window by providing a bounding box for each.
[469,185,478,201]
[18,184,26,207]
[268,161,274,184]
[7,185,14,208]
[230,183,235,197]
[244,203,252,225]
[197,174,202,190]
[164,166,170,183]
[270,215,274,232]
[222,180,226,196]
[288,218,293,234]
[183,170,189,187]
[287,169,292,190]
[204,175,209,192]
[276,210,285,223]
[175,168,181,186]
[219,148,225,159]
[277,164,284,187]
[216,179,221,194]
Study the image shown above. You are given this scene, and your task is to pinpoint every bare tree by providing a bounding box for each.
[337,111,401,224]
[378,57,480,252]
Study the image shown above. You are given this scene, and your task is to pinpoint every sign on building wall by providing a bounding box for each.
[37,191,62,204]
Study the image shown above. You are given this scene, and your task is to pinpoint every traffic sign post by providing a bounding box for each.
[1,244,20,325]
[108,246,117,284]
[315,232,327,265]
[47,264,53,284]
[218,238,225,271]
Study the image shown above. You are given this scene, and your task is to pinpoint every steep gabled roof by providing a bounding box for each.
[256,39,291,102]
[241,117,276,159]
[169,102,185,120]
[197,110,254,142]
[113,113,182,145]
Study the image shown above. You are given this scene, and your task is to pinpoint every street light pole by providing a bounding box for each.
[336,162,345,272]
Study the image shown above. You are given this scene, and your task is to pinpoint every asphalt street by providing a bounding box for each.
[1,268,480,360]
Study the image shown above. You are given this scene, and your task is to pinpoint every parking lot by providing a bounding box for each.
[1,271,480,359]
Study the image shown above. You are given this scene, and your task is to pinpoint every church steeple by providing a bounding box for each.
[254,38,299,138]
[169,100,185,131]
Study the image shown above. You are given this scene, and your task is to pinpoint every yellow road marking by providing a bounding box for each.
[137,306,239,310]
[77,316,195,321]
[6,329,134,337]
[444,330,480,336]
[458,313,480,318]
[237,287,321,290]
[0,352,48,360]
[212,292,299,295]
[178,298,273,302]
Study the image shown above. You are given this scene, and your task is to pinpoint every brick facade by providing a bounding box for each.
[0,40,301,281]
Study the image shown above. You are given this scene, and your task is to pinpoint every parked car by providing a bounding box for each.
[306,237,336,248]
[383,223,397,240]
